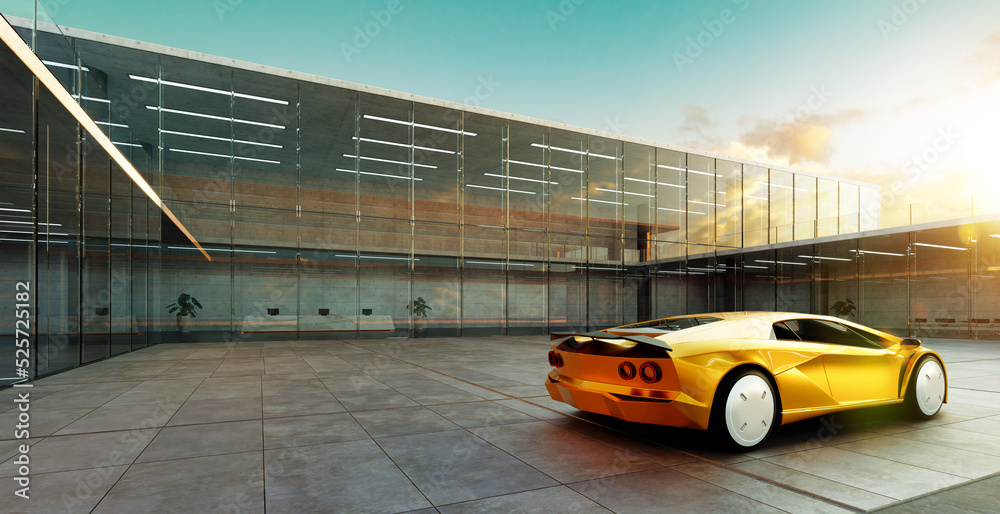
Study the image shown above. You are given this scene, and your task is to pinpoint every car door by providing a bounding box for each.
[782,319,901,404]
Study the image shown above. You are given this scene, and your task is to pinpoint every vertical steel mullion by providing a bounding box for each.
[228,69,236,338]
[353,92,361,339]
[503,121,509,336]
[295,82,302,339]
[458,112,465,337]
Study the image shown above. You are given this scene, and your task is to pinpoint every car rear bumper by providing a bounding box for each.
[545,371,710,430]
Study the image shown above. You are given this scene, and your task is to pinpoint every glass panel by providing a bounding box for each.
[300,212,357,339]
[742,165,768,247]
[357,93,412,218]
[623,143,656,265]
[769,169,794,244]
[775,247,812,312]
[413,103,460,224]
[159,55,234,206]
[232,69,298,211]
[507,122,548,231]
[547,129,588,236]
[81,132,110,363]
[794,175,816,241]
[686,255,716,313]
[912,228,970,338]
[462,113,505,228]
[812,239,859,322]
[109,163,131,356]
[860,186,880,231]
[463,225,507,335]
[716,160,741,249]
[299,83,357,216]
[509,229,547,335]
[414,222,460,337]
[742,249,777,311]
[549,233,586,331]
[817,178,839,238]
[358,217,410,338]
[686,154,716,249]
[839,183,860,234]
[652,259,687,317]
[859,233,909,336]
[974,221,1000,339]
[655,149,686,259]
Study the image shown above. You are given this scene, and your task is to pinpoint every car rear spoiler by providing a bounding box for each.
[550,331,673,352]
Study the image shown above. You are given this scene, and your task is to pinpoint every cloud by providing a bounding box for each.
[731,108,867,165]
[967,31,1000,84]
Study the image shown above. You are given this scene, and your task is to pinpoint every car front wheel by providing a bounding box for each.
[906,356,946,418]
[711,369,777,451]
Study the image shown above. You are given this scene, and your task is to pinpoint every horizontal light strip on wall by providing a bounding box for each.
[913,242,968,251]
[71,94,110,104]
[529,143,616,160]
[0,127,26,133]
[467,184,535,195]
[624,177,684,188]
[170,148,280,164]
[465,261,537,266]
[1,229,69,236]
[687,169,720,177]
[754,260,808,266]
[483,173,558,185]
[689,200,726,207]
[168,246,277,254]
[507,158,583,174]
[95,120,130,129]
[743,265,769,269]
[0,220,62,226]
[146,105,285,129]
[130,75,288,105]
[571,197,627,206]
[335,168,422,181]
[163,129,283,149]
[757,181,806,192]
[849,250,905,257]
[113,142,142,148]
[745,195,767,201]
[335,254,419,261]
[0,207,30,212]
[342,154,435,169]
[353,137,455,155]
[41,60,89,71]
[990,234,1000,238]
[798,255,853,262]
[595,187,654,199]
[657,207,699,214]
[363,115,476,136]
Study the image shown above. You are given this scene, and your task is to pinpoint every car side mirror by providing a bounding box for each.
[900,338,921,348]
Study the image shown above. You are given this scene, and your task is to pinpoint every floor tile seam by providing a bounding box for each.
[949,386,1000,394]
[747,458,898,509]
[148,376,210,432]
[669,462,859,513]
[518,397,871,512]
[430,484,612,512]
[865,469,1000,513]
[340,411,437,510]
[81,424,166,514]
[858,433,1000,477]
[889,428,1000,456]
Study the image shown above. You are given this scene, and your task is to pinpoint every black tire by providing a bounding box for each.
[905,355,946,419]
[709,368,779,452]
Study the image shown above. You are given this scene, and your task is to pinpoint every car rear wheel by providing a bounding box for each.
[711,369,777,451]
[906,356,946,418]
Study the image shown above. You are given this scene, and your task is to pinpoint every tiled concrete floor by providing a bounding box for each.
[1,336,998,513]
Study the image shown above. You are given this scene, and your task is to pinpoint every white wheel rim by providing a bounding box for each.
[915,359,946,416]
[725,375,775,447]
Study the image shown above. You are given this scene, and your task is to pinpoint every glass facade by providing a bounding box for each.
[2,10,998,382]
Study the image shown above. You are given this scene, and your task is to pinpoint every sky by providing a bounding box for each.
[25,0,1000,219]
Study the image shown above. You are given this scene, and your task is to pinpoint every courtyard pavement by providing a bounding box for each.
[1,335,999,513]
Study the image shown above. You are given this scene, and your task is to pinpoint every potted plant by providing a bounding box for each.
[405,297,432,318]
[831,298,857,320]
[167,293,203,333]
[406,297,432,334]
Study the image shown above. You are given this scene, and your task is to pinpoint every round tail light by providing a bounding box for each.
[618,362,636,380]
[639,362,662,383]
[548,351,564,367]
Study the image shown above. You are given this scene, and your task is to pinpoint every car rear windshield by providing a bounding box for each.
[626,316,722,331]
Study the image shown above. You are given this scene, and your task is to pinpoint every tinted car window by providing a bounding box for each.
[773,322,801,341]
[781,319,881,348]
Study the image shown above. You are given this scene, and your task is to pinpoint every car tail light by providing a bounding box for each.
[639,362,662,383]
[618,362,636,380]
[548,351,564,367]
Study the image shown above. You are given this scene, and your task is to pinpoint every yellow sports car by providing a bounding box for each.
[545,312,947,451]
